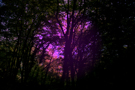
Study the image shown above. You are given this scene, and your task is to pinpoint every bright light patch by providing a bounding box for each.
[53,51,59,58]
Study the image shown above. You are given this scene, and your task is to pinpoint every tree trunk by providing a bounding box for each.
[61,40,69,86]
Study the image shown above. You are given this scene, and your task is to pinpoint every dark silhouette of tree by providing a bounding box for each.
[0,0,59,89]
[1,0,135,90]
[78,0,135,89]
[49,1,102,89]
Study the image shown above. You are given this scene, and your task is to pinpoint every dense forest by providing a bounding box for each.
[0,0,135,90]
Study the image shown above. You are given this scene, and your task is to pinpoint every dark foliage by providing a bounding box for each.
[0,0,134,90]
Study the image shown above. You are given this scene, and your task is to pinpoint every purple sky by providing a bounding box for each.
[36,11,92,63]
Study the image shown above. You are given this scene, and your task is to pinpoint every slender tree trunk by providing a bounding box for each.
[69,50,75,88]
[61,40,69,87]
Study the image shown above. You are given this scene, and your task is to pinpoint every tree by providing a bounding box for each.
[0,0,58,89]
[43,1,102,89]
[2,0,134,89]
[83,0,135,88]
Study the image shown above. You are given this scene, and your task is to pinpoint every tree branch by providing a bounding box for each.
[56,0,66,38]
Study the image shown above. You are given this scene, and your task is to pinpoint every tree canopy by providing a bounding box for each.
[0,0,135,90]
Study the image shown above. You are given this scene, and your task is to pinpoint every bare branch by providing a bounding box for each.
[74,0,87,26]
[72,21,86,50]
[75,0,83,20]
[69,0,77,44]
[56,0,66,38]
[66,0,70,38]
